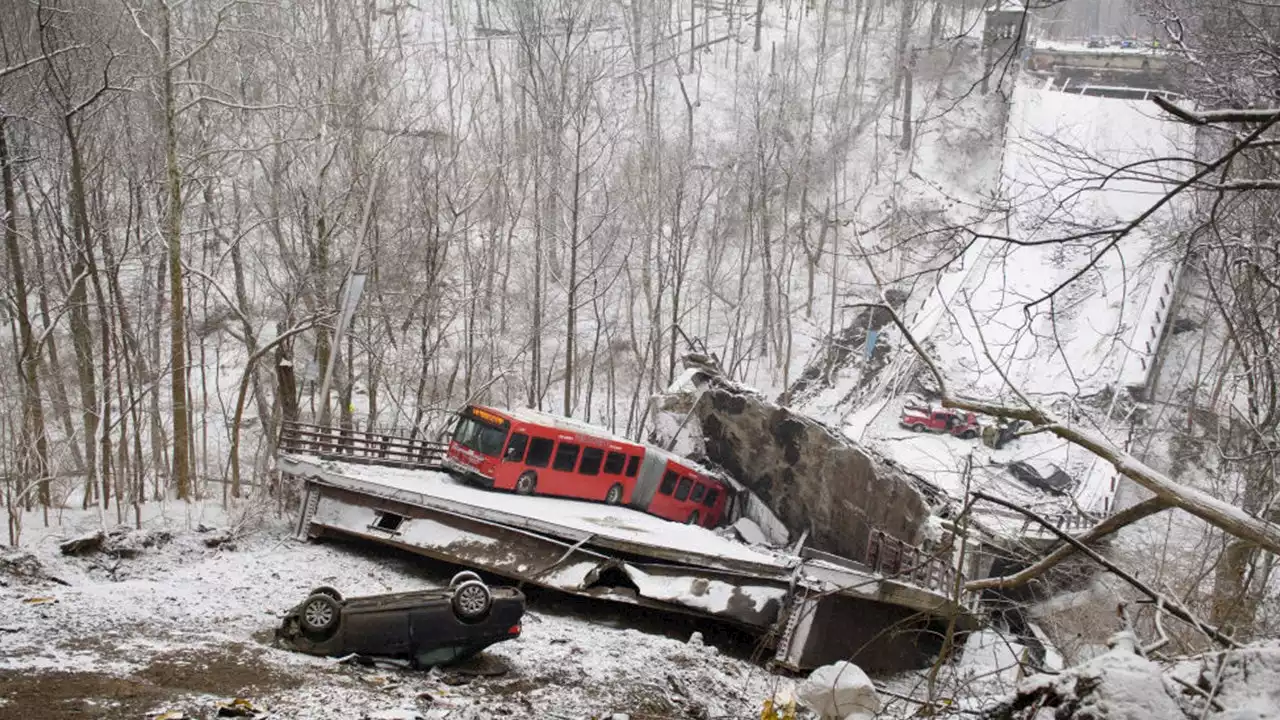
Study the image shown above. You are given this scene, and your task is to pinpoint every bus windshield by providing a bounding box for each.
[453,416,508,457]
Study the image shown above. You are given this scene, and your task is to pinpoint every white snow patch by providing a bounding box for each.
[797,661,881,719]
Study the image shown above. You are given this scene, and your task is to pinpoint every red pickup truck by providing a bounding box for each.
[899,405,981,439]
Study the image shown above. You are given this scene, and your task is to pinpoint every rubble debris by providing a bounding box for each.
[59,532,106,555]
[797,661,880,720]
[0,550,67,586]
[988,632,1182,720]
[203,530,236,549]
[214,697,267,717]
[761,689,798,720]
[59,527,173,558]
[730,518,773,547]
[448,652,510,677]
[365,710,426,720]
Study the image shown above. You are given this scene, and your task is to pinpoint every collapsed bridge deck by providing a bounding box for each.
[276,423,980,671]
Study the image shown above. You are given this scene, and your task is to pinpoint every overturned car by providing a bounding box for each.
[276,572,525,667]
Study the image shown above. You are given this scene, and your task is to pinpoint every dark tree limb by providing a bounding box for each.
[967,497,1169,592]
[970,491,1237,649]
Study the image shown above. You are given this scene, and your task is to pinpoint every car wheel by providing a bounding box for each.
[605,484,623,505]
[452,580,493,621]
[686,510,700,526]
[961,429,977,440]
[299,593,341,633]
[449,570,482,589]
[309,585,343,602]
[515,471,537,495]
[912,424,926,433]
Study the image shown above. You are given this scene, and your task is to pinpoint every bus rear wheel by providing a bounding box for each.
[515,471,537,495]
[605,484,623,505]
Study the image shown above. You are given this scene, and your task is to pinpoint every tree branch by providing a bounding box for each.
[967,497,1169,591]
[0,44,84,81]
[970,491,1237,648]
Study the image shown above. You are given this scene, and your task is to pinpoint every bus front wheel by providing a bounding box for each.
[605,484,623,505]
[686,510,700,526]
[515,471,538,495]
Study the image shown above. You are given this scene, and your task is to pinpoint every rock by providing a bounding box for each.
[992,636,1183,720]
[797,661,880,720]
[204,531,235,549]
[60,531,106,556]
[687,631,704,646]
[695,388,932,561]
[61,527,172,558]
[1,550,49,584]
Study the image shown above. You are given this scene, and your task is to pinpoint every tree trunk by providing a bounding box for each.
[564,123,584,418]
[161,1,192,499]
[64,119,99,510]
[0,118,51,510]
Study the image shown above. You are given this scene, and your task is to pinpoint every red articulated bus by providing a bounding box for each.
[442,404,729,528]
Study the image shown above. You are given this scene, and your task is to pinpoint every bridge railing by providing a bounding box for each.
[277,421,447,471]
[866,529,964,598]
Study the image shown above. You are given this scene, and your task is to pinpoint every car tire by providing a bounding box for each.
[960,429,977,440]
[515,471,537,495]
[451,580,493,621]
[605,484,623,505]
[686,510,700,526]
[309,585,343,602]
[299,593,341,633]
[449,570,482,589]
[912,424,926,433]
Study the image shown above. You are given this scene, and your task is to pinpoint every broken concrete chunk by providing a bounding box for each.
[730,518,772,546]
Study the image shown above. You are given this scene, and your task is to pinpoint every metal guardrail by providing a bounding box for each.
[865,529,962,597]
[277,421,447,471]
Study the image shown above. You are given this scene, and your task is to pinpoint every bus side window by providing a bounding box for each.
[674,476,693,501]
[579,447,604,475]
[553,443,581,472]
[690,483,706,503]
[505,433,529,462]
[625,456,640,477]
[526,437,554,468]
[603,451,626,475]
[702,488,719,508]
[659,470,678,495]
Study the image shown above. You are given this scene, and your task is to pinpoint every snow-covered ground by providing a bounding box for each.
[0,502,792,720]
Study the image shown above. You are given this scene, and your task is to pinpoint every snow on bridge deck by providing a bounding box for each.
[846,84,1195,515]
[278,453,791,573]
